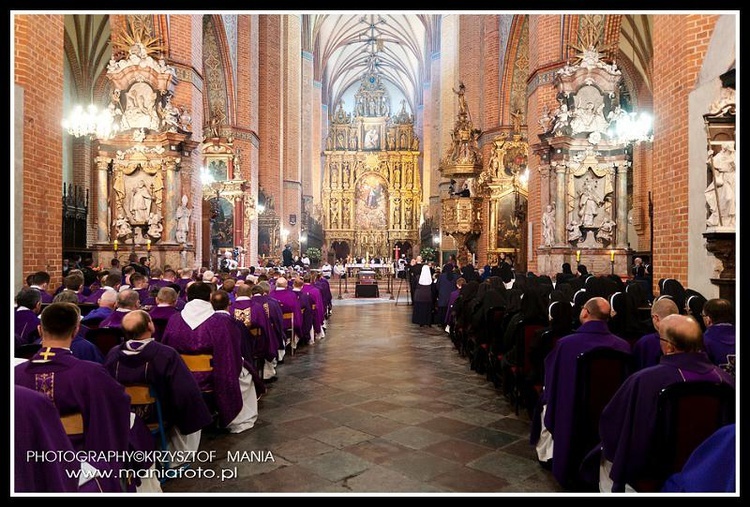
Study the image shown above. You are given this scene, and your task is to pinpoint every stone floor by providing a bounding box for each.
[161,297,564,495]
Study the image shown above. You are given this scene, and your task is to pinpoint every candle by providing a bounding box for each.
[147,239,152,252]
[575,250,581,262]
[610,250,615,262]
[113,239,118,252]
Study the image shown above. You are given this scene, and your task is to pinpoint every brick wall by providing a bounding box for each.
[651,14,718,284]
[15,14,65,286]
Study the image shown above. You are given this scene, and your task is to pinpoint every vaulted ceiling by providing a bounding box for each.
[306,14,436,114]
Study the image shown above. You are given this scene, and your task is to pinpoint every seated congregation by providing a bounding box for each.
[13,263,333,493]
[436,261,736,493]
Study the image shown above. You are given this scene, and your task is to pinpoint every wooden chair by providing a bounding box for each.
[124,384,170,475]
[179,353,217,418]
[84,327,124,356]
[567,347,632,490]
[509,322,545,415]
[60,412,84,436]
[276,301,296,356]
[631,381,735,492]
[151,318,170,341]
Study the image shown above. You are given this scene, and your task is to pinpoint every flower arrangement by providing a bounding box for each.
[305,247,322,262]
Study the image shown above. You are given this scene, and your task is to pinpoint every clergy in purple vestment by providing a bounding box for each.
[253,282,286,380]
[81,289,117,327]
[14,384,79,492]
[28,270,54,303]
[269,277,303,344]
[530,296,631,489]
[100,289,141,328]
[230,285,277,365]
[301,274,326,340]
[313,273,333,316]
[105,310,214,458]
[212,290,267,397]
[82,273,121,304]
[161,282,258,433]
[46,291,105,363]
[631,297,678,371]
[14,287,42,347]
[701,298,735,371]
[444,279,466,327]
[591,314,734,492]
[148,286,181,341]
[15,302,156,492]
[292,278,315,345]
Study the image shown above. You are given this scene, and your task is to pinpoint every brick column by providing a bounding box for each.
[14,14,65,289]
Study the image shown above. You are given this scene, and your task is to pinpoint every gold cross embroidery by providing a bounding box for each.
[39,347,56,360]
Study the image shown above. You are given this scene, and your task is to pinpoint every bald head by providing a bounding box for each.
[122,310,153,341]
[276,277,288,289]
[582,296,610,322]
[117,289,141,310]
[651,297,679,333]
[659,314,703,353]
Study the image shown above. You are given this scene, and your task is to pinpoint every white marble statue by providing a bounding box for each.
[542,204,555,247]
[596,217,616,244]
[175,195,191,243]
[114,214,132,239]
[147,212,163,239]
[705,142,736,228]
[130,179,153,223]
[578,178,603,227]
[567,217,582,243]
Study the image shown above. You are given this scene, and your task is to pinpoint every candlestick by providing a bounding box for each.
[113,239,118,252]
[147,239,152,252]
[575,250,581,262]
[610,250,615,262]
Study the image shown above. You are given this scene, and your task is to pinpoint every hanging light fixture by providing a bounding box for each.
[62,104,117,139]
[610,110,653,145]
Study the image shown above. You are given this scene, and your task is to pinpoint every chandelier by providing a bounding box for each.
[62,104,117,140]
[610,110,653,145]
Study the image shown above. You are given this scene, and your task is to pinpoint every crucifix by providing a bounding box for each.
[393,244,400,260]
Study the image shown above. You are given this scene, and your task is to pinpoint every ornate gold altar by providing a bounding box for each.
[323,70,421,260]
[484,126,529,267]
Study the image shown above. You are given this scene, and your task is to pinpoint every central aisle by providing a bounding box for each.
[162,300,561,494]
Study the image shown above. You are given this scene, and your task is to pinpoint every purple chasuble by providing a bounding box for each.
[161,312,244,427]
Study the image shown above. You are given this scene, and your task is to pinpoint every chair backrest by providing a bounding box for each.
[630,380,735,492]
[180,353,214,373]
[568,347,632,489]
[60,412,84,436]
[151,318,170,341]
[575,348,632,440]
[15,342,42,360]
[519,323,545,375]
[85,327,124,356]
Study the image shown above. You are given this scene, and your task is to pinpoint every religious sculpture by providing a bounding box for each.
[705,142,736,228]
[567,217,583,243]
[147,212,163,239]
[596,217,616,244]
[175,195,191,244]
[365,126,379,149]
[577,177,603,227]
[130,179,153,223]
[160,93,181,132]
[114,214,132,239]
[542,204,555,247]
